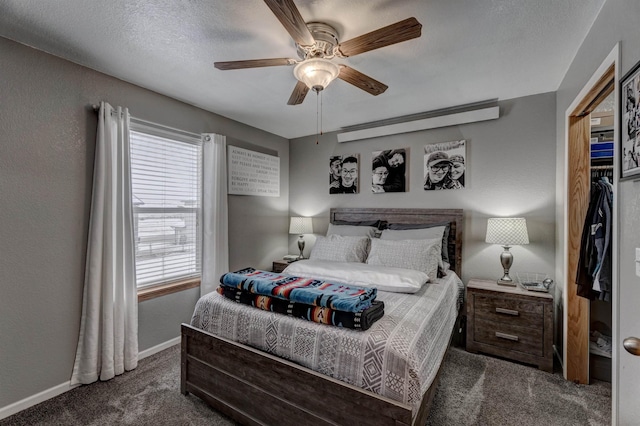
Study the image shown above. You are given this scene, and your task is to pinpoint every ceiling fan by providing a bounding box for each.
[214,0,422,105]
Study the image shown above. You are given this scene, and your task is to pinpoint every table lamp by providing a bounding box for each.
[485,217,529,286]
[289,217,313,259]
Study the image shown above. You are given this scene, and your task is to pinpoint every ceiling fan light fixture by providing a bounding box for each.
[293,58,340,92]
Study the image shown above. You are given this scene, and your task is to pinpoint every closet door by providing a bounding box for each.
[565,63,615,384]
[567,115,591,384]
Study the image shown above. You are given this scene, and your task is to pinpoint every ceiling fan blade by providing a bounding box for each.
[336,17,422,57]
[287,81,309,105]
[214,58,296,70]
[338,66,388,96]
[263,0,315,47]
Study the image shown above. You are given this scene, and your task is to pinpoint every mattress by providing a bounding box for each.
[190,271,463,412]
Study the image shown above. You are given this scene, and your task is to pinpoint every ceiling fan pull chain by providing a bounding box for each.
[316,90,319,144]
[320,90,324,136]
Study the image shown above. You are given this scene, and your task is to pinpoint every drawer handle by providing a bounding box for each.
[495,307,519,316]
[496,332,519,342]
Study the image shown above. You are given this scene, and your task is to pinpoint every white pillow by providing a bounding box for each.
[327,224,377,238]
[366,238,440,281]
[309,235,369,263]
[284,260,428,293]
[380,226,445,270]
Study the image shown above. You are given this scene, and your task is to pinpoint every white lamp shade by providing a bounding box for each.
[289,217,313,235]
[293,58,340,91]
[485,217,529,245]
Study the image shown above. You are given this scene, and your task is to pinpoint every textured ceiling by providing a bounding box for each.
[0,0,605,139]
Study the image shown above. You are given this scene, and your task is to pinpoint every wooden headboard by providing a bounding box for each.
[330,208,464,278]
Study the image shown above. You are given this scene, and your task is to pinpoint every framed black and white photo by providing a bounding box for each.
[423,140,466,190]
[621,60,640,180]
[329,154,359,194]
[371,148,408,193]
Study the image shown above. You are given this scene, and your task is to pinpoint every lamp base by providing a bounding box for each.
[497,277,516,287]
[497,246,516,286]
[297,235,305,260]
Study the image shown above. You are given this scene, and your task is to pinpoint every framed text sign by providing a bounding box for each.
[228,145,280,196]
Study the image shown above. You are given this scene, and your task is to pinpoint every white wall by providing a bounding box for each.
[289,93,557,287]
[0,36,289,410]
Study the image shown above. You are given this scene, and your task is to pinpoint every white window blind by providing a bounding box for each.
[129,123,202,288]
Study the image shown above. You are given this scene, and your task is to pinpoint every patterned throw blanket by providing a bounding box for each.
[220,267,377,313]
[217,286,384,330]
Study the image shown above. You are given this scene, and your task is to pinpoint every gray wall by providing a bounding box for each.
[554,0,640,420]
[289,93,557,286]
[0,36,289,409]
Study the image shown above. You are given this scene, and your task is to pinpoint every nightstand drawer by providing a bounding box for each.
[474,318,543,357]
[473,293,543,329]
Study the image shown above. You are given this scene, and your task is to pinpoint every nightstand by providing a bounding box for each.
[272,260,290,273]
[466,278,553,372]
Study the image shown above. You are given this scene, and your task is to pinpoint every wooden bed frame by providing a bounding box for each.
[181,208,464,426]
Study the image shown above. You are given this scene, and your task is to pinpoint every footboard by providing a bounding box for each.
[181,323,421,426]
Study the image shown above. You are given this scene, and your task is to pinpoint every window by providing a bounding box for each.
[129,122,202,288]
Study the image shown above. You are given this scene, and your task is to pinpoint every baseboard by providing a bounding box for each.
[139,336,181,360]
[0,381,80,421]
[0,336,181,421]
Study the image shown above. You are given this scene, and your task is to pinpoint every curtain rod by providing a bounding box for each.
[92,103,202,140]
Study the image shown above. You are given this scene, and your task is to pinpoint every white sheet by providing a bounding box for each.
[283,259,428,293]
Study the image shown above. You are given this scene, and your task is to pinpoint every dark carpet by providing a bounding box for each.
[1,345,611,426]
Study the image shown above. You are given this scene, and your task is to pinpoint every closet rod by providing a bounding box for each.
[591,165,614,170]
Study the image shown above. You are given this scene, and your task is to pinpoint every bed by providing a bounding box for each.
[181,208,464,426]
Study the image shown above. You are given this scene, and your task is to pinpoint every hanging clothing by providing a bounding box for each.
[576,178,613,301]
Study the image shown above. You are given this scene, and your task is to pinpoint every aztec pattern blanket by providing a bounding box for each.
[217,286,385,330]
[220,267,377,313]
[192,272,463,414]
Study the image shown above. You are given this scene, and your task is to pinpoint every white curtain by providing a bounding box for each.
[71,102,138,385]
[201,133,229,296]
